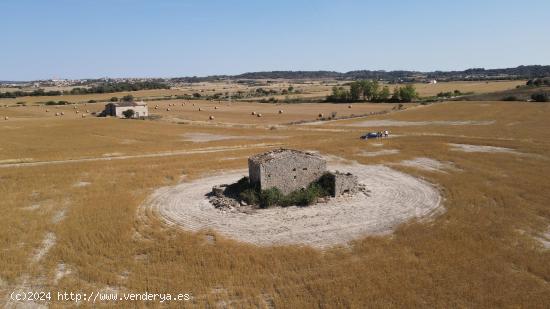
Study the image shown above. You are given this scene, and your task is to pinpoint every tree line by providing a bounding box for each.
[326,80,418,103]
[526,78,550,87]
[0,81,170,98]
[167,65,550,82]
[0,88,62,98]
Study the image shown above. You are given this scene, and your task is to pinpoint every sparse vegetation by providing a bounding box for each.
[122,109,135,118]
[502,95,519,101]
[121,94,134,102]
[227,174,333,208]
[531,92,549,102]
[45,100,70,105]
[0,81,170,99]
[526,78,550,87]
[327,81,417,103]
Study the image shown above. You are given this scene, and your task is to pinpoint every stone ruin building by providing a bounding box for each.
[210,149,361,209]
[247,149,358,196]
[248,149,326,195]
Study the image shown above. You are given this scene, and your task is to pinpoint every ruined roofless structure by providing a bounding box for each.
[248,149,326,195]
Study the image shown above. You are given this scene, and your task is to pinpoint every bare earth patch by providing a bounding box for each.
[51,208,67,224]
[449,143,519,154]
[73,181,91,187]
[22,204,41,211]
[536,227,550,249]
[182,132,286,142]
[347,120,495,127]
[54,263,72,284]
[143,162,442,248]
[0,143,283,168]
[0,158,34,164]
[32,232,56,263]
[360,149,400,157]
[398,157,457,173]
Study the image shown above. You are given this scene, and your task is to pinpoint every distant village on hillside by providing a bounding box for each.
[2,65,550,87]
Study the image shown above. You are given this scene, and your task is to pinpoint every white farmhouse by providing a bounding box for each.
[104,101,148,118]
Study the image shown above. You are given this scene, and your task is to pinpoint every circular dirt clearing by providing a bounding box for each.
[144,163,442,248]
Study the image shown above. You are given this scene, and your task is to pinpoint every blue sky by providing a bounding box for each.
[1,0,549,80]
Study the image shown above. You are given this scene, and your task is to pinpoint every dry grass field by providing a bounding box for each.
[0,80,525,107]
[1,94,549,307]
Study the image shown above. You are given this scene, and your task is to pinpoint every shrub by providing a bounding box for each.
[109,97,118,102]
[281,183,325,207]
[122,109,135,118]
[225,174,334,208]
[122,94,134,102]
[45,100,69,105]
[259,188,283,208]
[502,96,518,101]
[88,100,97,103]
[531,93,549,102]
[239,188,259,205]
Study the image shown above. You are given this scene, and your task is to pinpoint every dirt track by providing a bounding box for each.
[143,162,442,248]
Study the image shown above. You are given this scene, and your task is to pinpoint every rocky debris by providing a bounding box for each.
[209,195,239,210]
[212,185,226,197]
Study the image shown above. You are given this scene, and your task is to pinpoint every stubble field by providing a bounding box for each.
[0,88,549,307]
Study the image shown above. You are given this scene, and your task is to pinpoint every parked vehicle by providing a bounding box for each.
[360,132,380,139]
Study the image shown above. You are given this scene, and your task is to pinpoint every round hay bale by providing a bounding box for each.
[214,106,218,109]
[318,113,323,118]
[45,109,49,112]
[209,115,214,120]
[198,108,202,111]
[55,112,60,116]
[155,106,159,109]
[251,111,256,115]
[257,113,262,117]
[73,106,77,109]
[181,103,185,106]
[278,110,283,114]
[166,108,170,111]
[60,112,65,116]
[76,110,79,114]
[81,114,86,118]
[348,105,352,108]
[86,110,90,113]
[4,116,8,120]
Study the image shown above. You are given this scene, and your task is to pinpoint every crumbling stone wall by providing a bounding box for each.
[332,172,359,196]
[248,149,327,195]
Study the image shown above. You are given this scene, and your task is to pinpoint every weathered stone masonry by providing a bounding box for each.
[248,149,326,195]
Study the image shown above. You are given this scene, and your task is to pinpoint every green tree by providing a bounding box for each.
[361,80,379,101]
[349,82,363,101]
[398,85,418,102]
[391,87,400,102]
[377,86,391,101]
[122,109,135,119]
[122,94,134,102]
[327,86,350,102]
